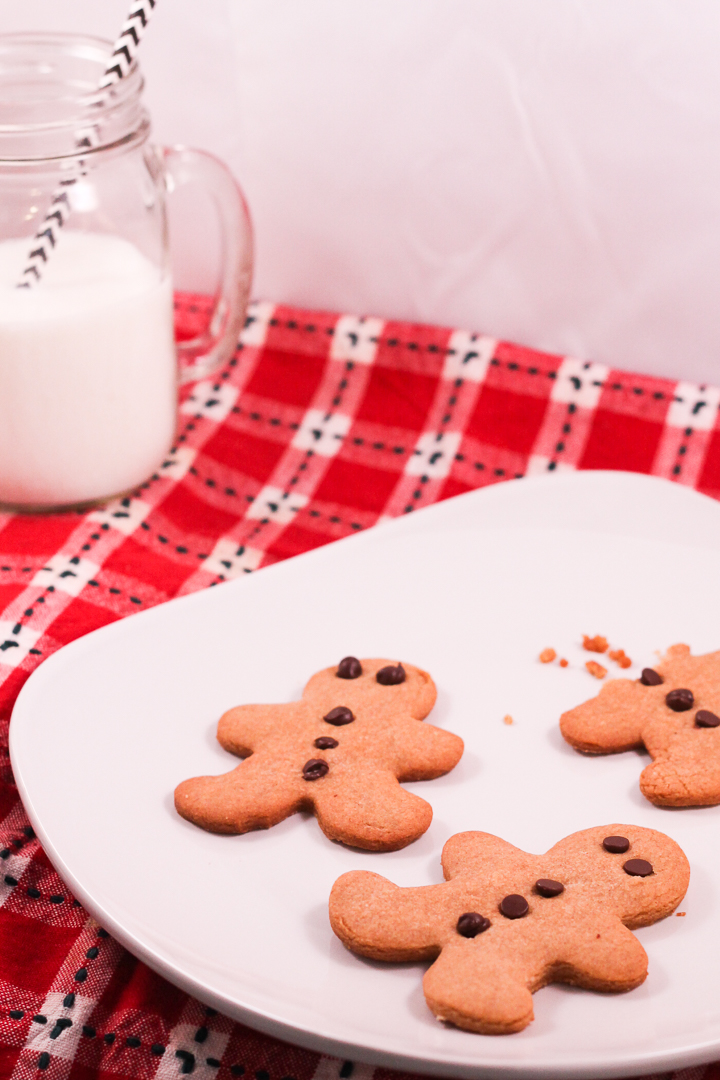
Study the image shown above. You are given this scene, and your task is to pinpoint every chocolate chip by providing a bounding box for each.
[499,894,529,919]
[695,710,720,728]
[666,688,694,712]
[535,878,564,897]
[302,759,329,781]
[603,835,630,854]
[323,706,354,726]
[314,736,339,749]
[623,858,653,877]
[640,668,663,686]
[376,664,406,685]
[337,656,362,679]
[456,912,491,937]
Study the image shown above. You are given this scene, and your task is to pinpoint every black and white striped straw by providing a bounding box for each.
[17,0,157,288]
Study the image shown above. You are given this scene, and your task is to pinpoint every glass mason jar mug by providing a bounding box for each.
[0,33,253,511]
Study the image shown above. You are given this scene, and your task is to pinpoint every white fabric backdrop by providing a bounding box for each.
[6,1,720,382]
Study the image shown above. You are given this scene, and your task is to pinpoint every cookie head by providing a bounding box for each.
[303,657,437,718]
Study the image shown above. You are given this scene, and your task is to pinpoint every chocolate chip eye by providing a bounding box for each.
[695,710,720,728]
[376,664,406,685]
[499,894,529,919]
[623,858,653,877]
[302,759,329,781]
[314,736,339,749]
[640,668,663,686]
[666,688,694,712]
[323,706,354,726]
[535,879,564,897]
[603,836,630,853]
[337,656,362,679]
[456,912,491,937]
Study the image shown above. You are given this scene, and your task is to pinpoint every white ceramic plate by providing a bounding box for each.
[11,472,720,1079]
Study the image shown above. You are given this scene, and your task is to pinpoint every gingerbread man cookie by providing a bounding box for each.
[175,657,463,851]
[561,643,720,806]
[329,824,689,1034]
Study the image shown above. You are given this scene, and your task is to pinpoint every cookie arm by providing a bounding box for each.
[174,753,302,834]
[217,703,301,756]
[330,871,445,960]
[560,679,650,754]
[393,720,464,782]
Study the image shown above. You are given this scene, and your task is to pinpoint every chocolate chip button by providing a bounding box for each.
[302,759,329,781]
[337,656,362,679]
[695,710,720,728]
[376,664,406,685]
[456,912,491,938]
[640,668,663,686]
[603,836,630,854]
[623,858,653,877]
[314,736,339,749]
[666,688,694,712]
[323,706,354,726]
[535,879,564,898]
[499,894,529,919]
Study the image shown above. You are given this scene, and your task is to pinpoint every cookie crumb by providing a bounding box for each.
[585,660,607,679]
[676,911,686,916]
[539,648,556,663]
[583,635,608,654]
[609,648,632,669]
[559,658,568,668]
[503,714,513,725]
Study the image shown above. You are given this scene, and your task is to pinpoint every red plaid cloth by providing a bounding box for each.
[2,293,720,1080]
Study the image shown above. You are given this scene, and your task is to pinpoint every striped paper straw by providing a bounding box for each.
[16,0,157,288]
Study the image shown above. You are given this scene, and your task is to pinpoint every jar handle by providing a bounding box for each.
[162,146,253,384]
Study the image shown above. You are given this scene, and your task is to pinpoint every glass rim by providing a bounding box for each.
[0,31,145,147]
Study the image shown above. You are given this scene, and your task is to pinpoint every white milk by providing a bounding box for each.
[0,231,177,508]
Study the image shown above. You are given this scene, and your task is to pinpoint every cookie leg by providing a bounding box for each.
[314,772,433,851]
[554,920,648,992]
[423,946,534,1035]
[174,755,301,834]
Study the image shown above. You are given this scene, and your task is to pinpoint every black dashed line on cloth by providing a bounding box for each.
[49,1017,72,1040]
[672,424,695,479]
[176,1049,196,1074]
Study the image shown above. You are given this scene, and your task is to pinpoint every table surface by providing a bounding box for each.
[2,293,720,1080]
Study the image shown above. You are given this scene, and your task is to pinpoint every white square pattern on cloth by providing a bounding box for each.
[292,408,352,457]
[246,485,309,524]
[330,315,384,364]
[405,431,462,479]
[31,555,100,598]
[442,330,496,383]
